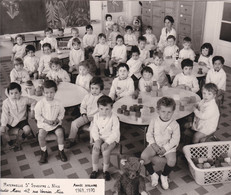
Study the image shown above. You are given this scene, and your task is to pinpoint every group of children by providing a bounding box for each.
[1,14,227,189]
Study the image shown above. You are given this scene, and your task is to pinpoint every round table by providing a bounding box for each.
[21,80,88,107]
[35,50,70,60]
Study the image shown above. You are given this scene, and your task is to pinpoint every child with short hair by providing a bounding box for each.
[1,82,36,150]
[143,26,158,53]
[109,63,134,101]
[198,43,214,69]
[34,80,67,163]
[172,59,199,93]
[139,66,154,92]
[141,97,180,190]
[46,57,70,82]
[69,38,85,73]
[92,33,110,76]
[57,28,64,37]
[65,77,104,148]
[10,58,30,83]
[40,27,58,51]
[12,34,26,61]
[192,83,220,143]
[108,23,121,49]
[124,25,138,47]
[67,28,82,49]
[75,60,93,91]
[24,45,39,79]
[105,14,114,36]
[90,95,120,181]
[163,35,179,59]
[179,37,195,61]
[138,36,150,63]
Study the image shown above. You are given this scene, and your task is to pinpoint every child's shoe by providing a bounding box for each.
[64,139,77,149]
[90,171,98,179]
[103,171,111,181]
[58,150,67,162]
[160,174,169,190]
[95,68,101,75]
[150,172,159,187]
[39,150,48,163]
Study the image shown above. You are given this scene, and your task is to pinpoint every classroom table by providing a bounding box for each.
[35,50,70,60]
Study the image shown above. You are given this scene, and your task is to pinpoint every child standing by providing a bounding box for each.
[40,27,58,51]
[108,23,121,50]
[1,82,36,150]
[138,36,150,63]
[34,80,67,163]
[124,25,138,47]
[105,14,114,37]
[12,34,26,61]
[67,27,82,50]
[141,97,180,190]
[10,58,30,83]
[92,33,110,76]
[138,66,154,92]
[192,83,220,143]
[65,77,104,148]
[109,63,134,101]
[163,35,179,59]
[172,59,199,93]
[198,43,214,69]
[90,95,120,181]
[143,26,158,55]
[179,37,195,61]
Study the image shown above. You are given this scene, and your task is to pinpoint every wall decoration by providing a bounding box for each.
[107,0,123,13]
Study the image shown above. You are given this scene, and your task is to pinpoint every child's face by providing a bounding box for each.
[113,25,118,32]
[202,89,215,102]
[213,60,223,72]
[201,48,209,57]
[98,104,112,117]
[27,50,35,57]
[90,84,101,96]
[146,29,152,34]
[142,71,153,81]
[8,88,21,100]
[73,43,80,50]
[182,66,193,75]
[16,37,23,45]
[167,38,175,46]
[43,87,56,101]
[72,30,79,38]
[43,46,51,55]
[126,29,132,35]
[116,38,123,46]
[183,42,191,50]
[45,31,53,38]
[139,41,146,49]
[14,61,23,71]
[132,52,139,60]
[157,105,174,122]
[118,67,128,80]
[86,28,93,35]
[153,56,163,66]
[107,16,112,21]
[99,37,106,44]
[79,66,88,76]
[50,64,60,71]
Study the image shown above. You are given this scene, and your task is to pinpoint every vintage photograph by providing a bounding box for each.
[0,0,231,194]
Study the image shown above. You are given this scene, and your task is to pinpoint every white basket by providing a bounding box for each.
[183,141,231,185]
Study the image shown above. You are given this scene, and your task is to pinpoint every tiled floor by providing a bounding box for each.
[1,59,231,195]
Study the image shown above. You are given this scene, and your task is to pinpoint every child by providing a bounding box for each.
[138,36,150,63]
[90,95,120,181]
[108,23,121,49]
[57,28,64,37]
[124,25,138,47]
[46,57,70,82]
[69,38,85,73]
[83,24,98,58]
[92,33,110,76]
[24,45,39,79]
[198,43,214,69]
[34,80,67,163]
[172,59,199,93]
[117,15,127,35]
[12,34,26,61]
[75,60,93,91]
[65,77,104,148]
[141,97,180,190]
[163,35,179,59]
[108,35,127,77]
[179,37,195,61]
[105,14,114,37]
[67,28,82,50]
[109,63,134,101]
[10,58,30,83]
[143,26,158,54]
[40,27,58,51]
[1,82,36,150]
[138,66,154,92]
[192,83,220,143]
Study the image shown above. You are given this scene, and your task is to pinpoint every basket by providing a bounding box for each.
[183,141,231,185]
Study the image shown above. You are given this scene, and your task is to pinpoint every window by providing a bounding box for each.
[219,2,231,42]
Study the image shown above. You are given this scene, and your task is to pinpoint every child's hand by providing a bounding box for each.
[151,143,160,153]
[158,147,166,155]
[0,126,7,133]
[101,142,109,151]
[52,119,59,126]
[93,139,103,152]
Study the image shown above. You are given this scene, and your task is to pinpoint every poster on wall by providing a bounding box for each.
[107,0,123,13]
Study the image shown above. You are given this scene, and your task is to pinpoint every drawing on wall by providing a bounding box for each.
[1,0,21,19]
[107,0,123,13]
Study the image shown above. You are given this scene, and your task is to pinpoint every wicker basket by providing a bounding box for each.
[183,141,231,185]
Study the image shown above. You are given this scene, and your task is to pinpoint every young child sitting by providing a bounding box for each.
[65,77,104,148]
[198,43,214,69]
[163,35,179,59]
[24,45,39,79]
[124,25,138,48]
[138,66,154,92]
[192,83,220,143]
[143,26,158,55]
[75,60,93,91]
[10,57,30,84]
[69,38,84,73]
[34,80,67,163]
[105,14,114,37]
[12,34,26,61]
[179,37,195,61]
[67,27,82,50]
[172,59,199,93]
[109,63,134,101]
[138,36,150,64]
[92,33,110,76]
[1,82,36,150]
[108,23,121,50]
[141,97,180,190]
[40,27,58,51]
[46,57,70,83]
[109,35,127,77]
[90,95,120,181]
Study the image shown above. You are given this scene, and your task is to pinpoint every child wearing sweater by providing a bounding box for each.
[124,25,138,47]
[138,66,154,92]
[40,27,58,51]
[12,34,26,61]
[108,23,121,49]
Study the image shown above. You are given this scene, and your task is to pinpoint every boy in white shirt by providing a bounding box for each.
[12,34,26,61]
[172,59,199,93]
[65,77,104,148]
[138,36,150,63]
[179,37,195,61]
[143,26,158,56]
[108,23,121,50]
[67,27,82,50]
[40,27,58,51]
[139,66,154,92]
[124,25,138,47]
[109,63,134,101]
[192,83,220,143]
[141,97,180,190]
[90,95,120,181]
[163,35,179,59]
[34,80,67,163]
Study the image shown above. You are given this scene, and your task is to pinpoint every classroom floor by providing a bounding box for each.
[1,59,231,195]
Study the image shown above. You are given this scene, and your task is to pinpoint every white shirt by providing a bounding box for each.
[109,77,134,100]
[148,63,168,87]
[92,43,109,59]
[91,113,120,145]
[198,55,213,69]
[124,33,138,46]
[105,20,114,31]
[206,68,226,91]
[139,47,150,63]
[146,116,180,153]
[69,49,85,67]
[10,68,30,83]
[12,44,26,59]
[24,56,39,72]
[158,27,176,51]
[38,54,52,75]
[172,72,199,93]
[67,37,83,49]
[143,33,158,51]
[127,58,142,79]
[138,78,153,92]
[75,73,93,91]
[111,44,127,62]
[83,34,97,48]
[108,31,120,48]
[179,48,195,61]
[193,99,220,135]
[40,37,58,50]
[46,69,70,82]
[163,45,179,58]
[34,98,65,131]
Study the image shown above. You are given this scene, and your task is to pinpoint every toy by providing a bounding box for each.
[121,105,127,110]
[117,108,123,114]
[114,157,147,195]
[129,106,135,112]
[135,111,141,118]
[124,110,130,116]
